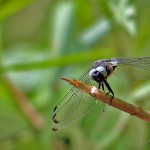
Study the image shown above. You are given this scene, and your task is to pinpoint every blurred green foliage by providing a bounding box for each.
[0,0,150,150]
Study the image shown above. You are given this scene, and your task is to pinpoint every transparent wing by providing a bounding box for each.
[51,67,97,131]
[113,57,150,80]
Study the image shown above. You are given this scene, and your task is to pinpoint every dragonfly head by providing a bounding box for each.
[89,66,107,83]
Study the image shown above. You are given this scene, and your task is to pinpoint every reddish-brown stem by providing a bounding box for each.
[61,78,150,123]
[4,76,44,130]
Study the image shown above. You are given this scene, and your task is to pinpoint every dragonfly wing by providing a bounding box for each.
[51,67,97,131]
[113,57,150,80]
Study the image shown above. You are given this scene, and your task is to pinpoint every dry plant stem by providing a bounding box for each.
[61,78,150,123]
[4,76,44,130]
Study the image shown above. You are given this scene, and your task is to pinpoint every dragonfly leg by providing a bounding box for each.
[104,80,114,105]
[95,83,101,103]
[101,82,106,112]
[98,82,101,89]
[102,82,105,91]
[98,82,106,111]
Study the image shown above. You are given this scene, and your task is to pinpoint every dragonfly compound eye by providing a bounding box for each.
[89,69,101,78]
[89,69,96,78]
[96,66,107,77]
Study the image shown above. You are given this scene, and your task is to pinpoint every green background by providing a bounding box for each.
[0,0,150,150]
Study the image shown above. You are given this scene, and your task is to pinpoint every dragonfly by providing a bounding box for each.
[51,57,150,131]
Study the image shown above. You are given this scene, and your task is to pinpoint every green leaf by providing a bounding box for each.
[0,0,36,22]
[52,2,74,53]
[1,49,113,72]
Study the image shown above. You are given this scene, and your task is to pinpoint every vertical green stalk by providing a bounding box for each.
[0,0,4,65]
[0,23,3,69]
